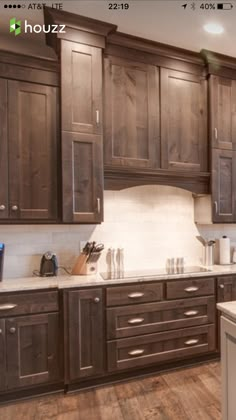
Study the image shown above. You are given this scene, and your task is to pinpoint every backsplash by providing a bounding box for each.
[0,185,225,279]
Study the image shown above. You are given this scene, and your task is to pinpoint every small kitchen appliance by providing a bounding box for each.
[39,251,58,277]
[0,243,5,282]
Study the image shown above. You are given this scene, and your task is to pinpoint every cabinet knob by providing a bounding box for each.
[219,284,225,289]
[9,327,16,334]
[11,205,18,211]
[0,205,5,211]
[0,329,2,334]
[94,297,100,303]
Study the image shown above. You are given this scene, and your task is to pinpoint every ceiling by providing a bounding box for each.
[1,0,236,58]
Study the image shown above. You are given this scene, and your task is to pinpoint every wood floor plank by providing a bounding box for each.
[0,362,221,420]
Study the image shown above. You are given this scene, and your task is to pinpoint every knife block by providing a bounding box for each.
[72,253,97,275]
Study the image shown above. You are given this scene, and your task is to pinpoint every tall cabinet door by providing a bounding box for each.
[65,289,104,381]
[61,40,102,134]
[8,81,58,220]
[161,69,207,172]
[6,313,60,390]
[62,132,103,223]
[104,56,160,169]
[0,319,6,391]
[0,79,8,219]
[212,149,236,222]
[210,76,236,150]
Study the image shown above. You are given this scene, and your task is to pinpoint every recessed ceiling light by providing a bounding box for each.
[204,23,224,34]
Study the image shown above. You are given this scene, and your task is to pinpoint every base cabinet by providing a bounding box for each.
[6,313,60,390]
[65,289,104,382]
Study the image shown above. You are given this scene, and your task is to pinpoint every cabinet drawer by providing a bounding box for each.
[107,296,216,339]
[0,291,58,317]
[166,278,215,300]
[106,283,163,307]
[107,324,216,372]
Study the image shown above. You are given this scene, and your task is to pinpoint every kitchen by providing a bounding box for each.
[1,0,236,419]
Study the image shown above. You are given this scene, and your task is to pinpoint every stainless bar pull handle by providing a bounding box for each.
[128,349,145,357]
[184,287,199,293]
[214,201,218,214]
[128,317,144,325]
[96,110,100,125]
[97,198,101,214]
[214,127,218,140]
[128,292,144,299]
[0,304,17,310]
[184,310,199,317]
[184,339,199,346]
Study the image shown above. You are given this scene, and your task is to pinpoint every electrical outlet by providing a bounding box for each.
[80,241,87,253]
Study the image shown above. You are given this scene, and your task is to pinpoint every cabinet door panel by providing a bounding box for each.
[65,289,104,381]
[6,313,60,389]
[161,69,207,172]
[212,149,236,222]
[61,40,102,134]
[62,131,103,223]
[210,76,236,150]
[104,56,160,169]
[0,319,6,391]
[8,81,58,220]
[0,79,8,219]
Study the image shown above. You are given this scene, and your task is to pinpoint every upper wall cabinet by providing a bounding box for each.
[61,41,102,135]
[8,81,58,221]
[104,56,160,169]
[161,69,208,172]
[44,8,116,223]
[0,69,58,222]
[210,76,236,150]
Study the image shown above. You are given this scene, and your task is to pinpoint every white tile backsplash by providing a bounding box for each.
[0,185,222,279]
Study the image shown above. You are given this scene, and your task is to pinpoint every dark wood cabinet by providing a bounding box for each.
[0,79,8,220]
[62,132,103,223]
[8,81,58,220]
[0,79,58,222]
[161,69,208,172]
[65,288,104,381]
[210,76,236,150]
[212,149,236,222]
[217,276,236,349]
[61,40,102,135]
[6,313,60,389]
[104,55,160,169]
[0,319,6,391]
[60,40,104,223]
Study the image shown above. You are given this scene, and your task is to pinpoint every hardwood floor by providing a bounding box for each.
[0,362,221,420]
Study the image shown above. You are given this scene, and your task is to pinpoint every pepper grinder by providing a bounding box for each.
[117,248,124,278]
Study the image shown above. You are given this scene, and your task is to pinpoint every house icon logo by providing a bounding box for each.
[10,18,21,35]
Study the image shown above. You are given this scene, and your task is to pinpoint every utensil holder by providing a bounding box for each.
[72,253,98,275]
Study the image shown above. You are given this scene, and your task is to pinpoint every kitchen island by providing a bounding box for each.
[217,301,236,420]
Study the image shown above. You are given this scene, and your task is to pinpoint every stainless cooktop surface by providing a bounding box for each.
[101,266,211,281]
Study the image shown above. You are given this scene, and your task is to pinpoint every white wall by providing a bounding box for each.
[0,185,208,279]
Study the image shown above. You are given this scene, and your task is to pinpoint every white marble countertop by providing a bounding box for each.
[217,301,236,321]
[1,264,236,293]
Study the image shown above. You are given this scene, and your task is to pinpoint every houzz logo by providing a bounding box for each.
[9,18,66,35]
[10,18,21,36]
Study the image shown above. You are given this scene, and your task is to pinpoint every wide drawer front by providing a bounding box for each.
[107,324,216,372]
[0,291,59,317]
[107,296,216,339]
[106,283,163,307]
[166,278,215,300]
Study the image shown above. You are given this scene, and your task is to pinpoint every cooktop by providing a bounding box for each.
[101,266,211,280]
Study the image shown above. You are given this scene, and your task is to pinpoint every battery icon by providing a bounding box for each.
[217,3,233,9]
